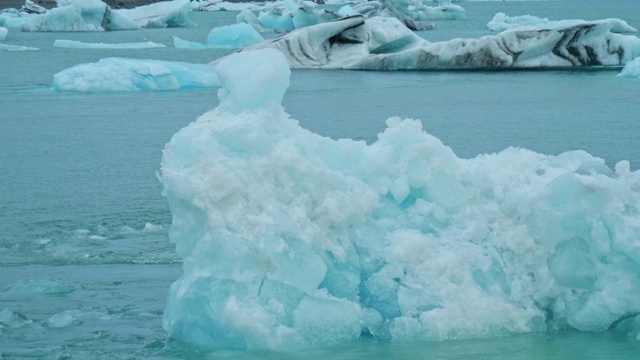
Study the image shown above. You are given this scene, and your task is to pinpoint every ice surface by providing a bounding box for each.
[113,0,193,29]
[488,12,638,33]
[618,57,640,78]
[192,0,269,12]
[52,57,219,92]
[0,26,6,40]
[258,0,339,32]
[161,49,640,350]
[241,15,640,69]
[53,39,165,49]
[22,0,139,32]
[21,0,192,31]
[174,23,264,49]
[0,43,39,51]
[354,0,465,26]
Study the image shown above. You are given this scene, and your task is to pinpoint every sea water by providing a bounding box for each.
[1,1,640,358]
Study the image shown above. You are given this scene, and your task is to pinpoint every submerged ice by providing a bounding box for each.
[161,49,640,351]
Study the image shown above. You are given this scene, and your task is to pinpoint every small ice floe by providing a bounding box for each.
[174,23,264,49]
[53,39,166,49]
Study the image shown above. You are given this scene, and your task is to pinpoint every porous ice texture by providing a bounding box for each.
[52,57,219,92]
[161,49,640,350]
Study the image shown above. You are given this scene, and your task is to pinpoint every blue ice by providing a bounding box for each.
[52,57,220,92]
[174,23,264,50]
[160,49,640,351]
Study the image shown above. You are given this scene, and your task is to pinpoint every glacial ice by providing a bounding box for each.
[240,15,640,69]
[174,23,264,49]
[0,26,6,40]
[0,43,39,51]
[618,57,640,78]
[52,57,219,92]
[21,0,192,32]
[488,12,638,33]
[161,49,640,351]
[53,39,166,49]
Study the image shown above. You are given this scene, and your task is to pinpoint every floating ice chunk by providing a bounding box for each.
[618,57,640,78]
[0,11,34,28]
[236,9,264,33]
[191,0,270,12]
[174,23,264,50]
[113,0,193,29]
[241,15,640,69]
[53,39,166,49]
[488,12,638,33]
[353,0,464,30]
[206,23,264,48]
[20,0,47,14]
[22,0,138,32]
[0,308,32,328]
[0,26,6,40]
[214,48,290,113]
[53,57,220,92]
[162,43,640,350]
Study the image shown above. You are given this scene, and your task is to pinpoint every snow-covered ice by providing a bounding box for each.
[52,57,219,92]
[161,48,640,351]
[239,15,640,69]
[53,39,166,49]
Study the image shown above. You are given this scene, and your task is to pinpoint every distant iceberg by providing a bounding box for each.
[53,39,166,49]
[52,57,219,92]
[21,0,192,32]
[162,48,640,351]
[238,15,640,70]
[174,23,264,49]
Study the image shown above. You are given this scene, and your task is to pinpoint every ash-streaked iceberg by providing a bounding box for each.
[238,15,640,70]
[53,39,166,49]
[174,23,264,49]
[52,57,219,92]
[487,12,638,33]
[162,49,640,351]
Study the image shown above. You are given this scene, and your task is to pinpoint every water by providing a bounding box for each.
[1,1,640,358]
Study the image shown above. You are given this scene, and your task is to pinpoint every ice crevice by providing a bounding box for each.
[160,48,640,351]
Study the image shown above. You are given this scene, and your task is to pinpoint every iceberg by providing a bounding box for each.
[618,57,640,78]
[488,12,638,34]
[22,0,139,32]
[191,0,270,12]
[353,0,465,27]
[238,15,640,70]
[0,26,6,40]
[19,0,48,14]
[113,0,193,29]
[258,0,340,32]
[161,48,640,351]
[174,23,264,50]
[52,57,219,92]
[21,0,192,31]
[53,39,166,49]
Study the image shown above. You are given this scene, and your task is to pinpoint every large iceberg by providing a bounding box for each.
[238,15,640,70]
[21,0,192,32]
[161,48,640,351]
[52,57,219,92]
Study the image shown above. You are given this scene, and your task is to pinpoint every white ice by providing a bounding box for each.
[618,57,640,78]
[21,0,192,32]
[239,15,640,70]
[191,0,270,12]
[52,57,219,92]
[488,12,638,33]
[174,23,264,49]
[113,0,193,29]
[161,48,640,351]
[0,26,7,40]
[53,39,166,49]
[0,43,39,51]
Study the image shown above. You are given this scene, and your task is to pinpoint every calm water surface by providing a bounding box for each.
[1,1,640,358]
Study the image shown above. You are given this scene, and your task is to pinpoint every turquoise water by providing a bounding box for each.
[2,1,640,358]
